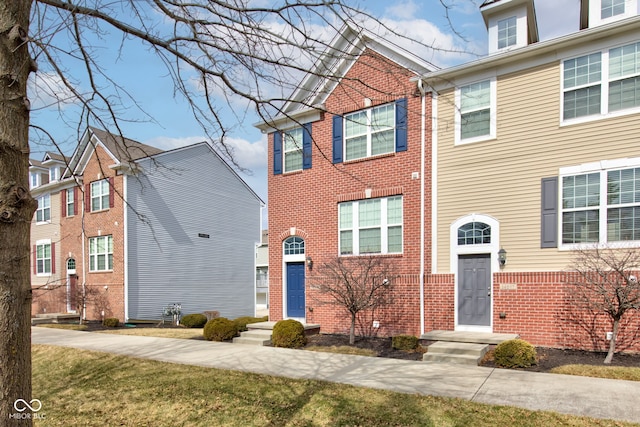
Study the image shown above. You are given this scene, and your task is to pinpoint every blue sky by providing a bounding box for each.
[28,0,579,204]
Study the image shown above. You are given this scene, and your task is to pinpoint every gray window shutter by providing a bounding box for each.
[541,177,558,248]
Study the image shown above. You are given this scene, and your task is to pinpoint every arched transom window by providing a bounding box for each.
[284,237,305,255]
[67,258,76,270]
[458,222,491,245]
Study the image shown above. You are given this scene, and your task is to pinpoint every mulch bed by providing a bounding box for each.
[72,322,640,371]
[305,333,640,371]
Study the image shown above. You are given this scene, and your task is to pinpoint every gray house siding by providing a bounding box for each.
[125,143,262,321]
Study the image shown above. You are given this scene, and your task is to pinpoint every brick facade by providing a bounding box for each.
[268,49,431,337]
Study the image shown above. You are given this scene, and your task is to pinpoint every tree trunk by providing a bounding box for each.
[349,312,356,345]
[604,319,620,364]
[0,1,37,425]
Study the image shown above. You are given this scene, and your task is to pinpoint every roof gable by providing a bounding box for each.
[65,127,162,177]
[257,24,436,131]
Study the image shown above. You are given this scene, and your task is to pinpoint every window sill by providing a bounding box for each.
[282,169,303,176]
[560,106,640,128]
[88,270,114,273]
[344,152,395,165]
[559,241,640,251]
[455,134,496,146]
[339,253,403,258]
[35,221,51,225]
[89,208,110,214]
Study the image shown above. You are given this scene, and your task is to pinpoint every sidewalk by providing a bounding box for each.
[32,327,640,424]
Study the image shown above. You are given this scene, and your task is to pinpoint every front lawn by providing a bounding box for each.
[32,345,632,426]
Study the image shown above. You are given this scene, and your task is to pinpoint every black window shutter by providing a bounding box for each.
[273,132,282,175]
[541,177,558,248]
[332,115,343,164]
[302,122,312,170]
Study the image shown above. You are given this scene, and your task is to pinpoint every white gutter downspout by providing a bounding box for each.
[417,78,426,336]
[123,173,129,322]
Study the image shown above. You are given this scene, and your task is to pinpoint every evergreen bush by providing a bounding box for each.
[272,319,306,348]
[493,339,537,368]
[203,317,238,341]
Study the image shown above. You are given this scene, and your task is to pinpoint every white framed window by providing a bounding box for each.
[562,41,640,121]
[283,127,303,173]
[339,196,402,255]
[561,163,640,246]
[35,194,51,223]
[49,167,60,182]
[601,0,625,19]
[66,188,75,216]
[456,79,496,144]
[91,179,110,211]
[35,241,52,275]
[30,172,40,189]
[497,16,517,50]
[344,103,395,161]
[89,235,113,271]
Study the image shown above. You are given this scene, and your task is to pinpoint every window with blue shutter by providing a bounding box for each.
[273,131,282,175]
[332,98,408,163]
[302,122,312,170]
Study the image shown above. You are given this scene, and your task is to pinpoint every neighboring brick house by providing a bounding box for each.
[262,0,640,352]
[31,127,264,322]
[257,25,435,336]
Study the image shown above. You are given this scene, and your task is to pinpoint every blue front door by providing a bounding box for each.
[286,262,305,318]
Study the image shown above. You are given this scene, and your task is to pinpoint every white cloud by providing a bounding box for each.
[385,1,421,20]
[28,72,80,110]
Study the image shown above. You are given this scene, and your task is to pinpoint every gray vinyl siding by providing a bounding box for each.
[126,143,262,320]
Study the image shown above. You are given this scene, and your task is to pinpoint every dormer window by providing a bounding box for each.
[601,0,625,19]
[49,166,60,182]
[498,16,517,49]
[30,172,39,189]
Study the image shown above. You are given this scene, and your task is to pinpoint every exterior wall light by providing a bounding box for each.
[498,248,507,268]
[306,256,313,269]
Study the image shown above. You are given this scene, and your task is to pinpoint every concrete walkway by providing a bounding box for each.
[32,327,640,424]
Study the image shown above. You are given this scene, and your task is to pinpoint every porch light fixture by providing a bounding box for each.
[498,248,507,268]
[306,256,313,269]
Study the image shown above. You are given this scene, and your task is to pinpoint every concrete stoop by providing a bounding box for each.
[232,329,273,346]
[31,313,80,325]
[423,341,489,365]
[232,321,321,346]
[421,330,520,365]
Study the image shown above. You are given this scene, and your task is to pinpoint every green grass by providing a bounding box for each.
[550,364,640,382]
[32,345,636,427]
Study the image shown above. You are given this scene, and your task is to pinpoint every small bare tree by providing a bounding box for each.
[565,246,640,364]
[311,256,395,345]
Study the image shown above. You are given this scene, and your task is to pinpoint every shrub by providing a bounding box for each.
[392,335,419,351]
[180,313,207,328]
[272,319,307,348]
[493,339,537,368]
[203,317,238,341]
[102,318,119,328]
[233,316,267,332]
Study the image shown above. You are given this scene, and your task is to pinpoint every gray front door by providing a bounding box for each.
[458,254,491,326]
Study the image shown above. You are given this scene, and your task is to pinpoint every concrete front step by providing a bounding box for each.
[32,313,80,325]
[420,330,519,345]
[423,341,490,366]
[233,329,273,346]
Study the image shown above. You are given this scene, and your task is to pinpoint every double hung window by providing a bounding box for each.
[36,242,52,275]
[91,179,110,211]
[497,16,517,49]
[339,196,402,255]
[563,42,640,120]
[561,166,640,245]
[457,79,495,143]
[344,103,395,161]
[36,194,51,222]
[89,235,113,271]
